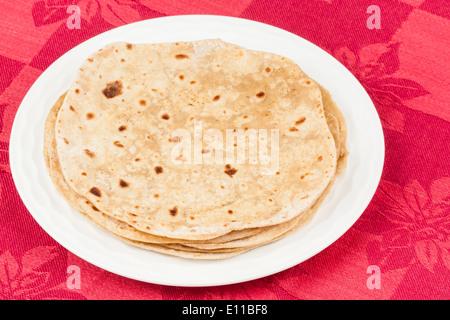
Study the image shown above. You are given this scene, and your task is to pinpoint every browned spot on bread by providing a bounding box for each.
[69,105,75,111]
[126,43,133,50]
[213,95,221,101]
[63,138,69,144]
[113,141,124,148]
[265,67,271,72]
[256,91,265,98]
[202,149,210,154]
[154,166,163,174]
[228,210,233,214]
[169,206,178,216]
[190,81,196,84]
[84,149,95,158]
[154,194,159,198]
[295,117,306,125]
[220,185,225,189]
[151,88,157,92]
[224,164,237,177]
[119,179,129,188]
[120,58,125,63]
[90,205,100,212]
[169,136,180,142]
[175,54,189,59]
[318,155,323,161]
[161,113,170,120]
[139,99,146,106]
[86,112,94,120]
[300,173,310,179]
[190,216,195,220]
[134,158,141,162]
[102,80,123,99]
[75,89,80,94]
[269,198,273,202]
[289,127,298,132]
[81,172,87,176]
[178,75,184,80]
[87,58,93,62]
[118,125,127,132]
[89,187,101,197]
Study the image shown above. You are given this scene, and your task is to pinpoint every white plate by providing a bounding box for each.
[10,15,384,287]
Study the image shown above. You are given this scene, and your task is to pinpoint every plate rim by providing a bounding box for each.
[9,14,385,287]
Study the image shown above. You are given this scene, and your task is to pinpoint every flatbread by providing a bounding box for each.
[54,39,337,240]
[44,39,348,259]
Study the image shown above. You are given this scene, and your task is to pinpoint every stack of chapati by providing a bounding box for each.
[44,40,347,259]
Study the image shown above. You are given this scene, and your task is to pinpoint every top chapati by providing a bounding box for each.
[54,39,337,240]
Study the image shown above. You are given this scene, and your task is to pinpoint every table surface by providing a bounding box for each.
[0,0,449,300]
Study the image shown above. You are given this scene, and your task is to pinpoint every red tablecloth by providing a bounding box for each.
[0,0,449,300]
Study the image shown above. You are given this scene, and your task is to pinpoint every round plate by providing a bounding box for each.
[10,15,384,287]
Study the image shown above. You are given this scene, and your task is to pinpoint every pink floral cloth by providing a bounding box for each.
[0,0,449,300]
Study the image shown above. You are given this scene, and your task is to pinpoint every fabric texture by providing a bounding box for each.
[0,0,449,300]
